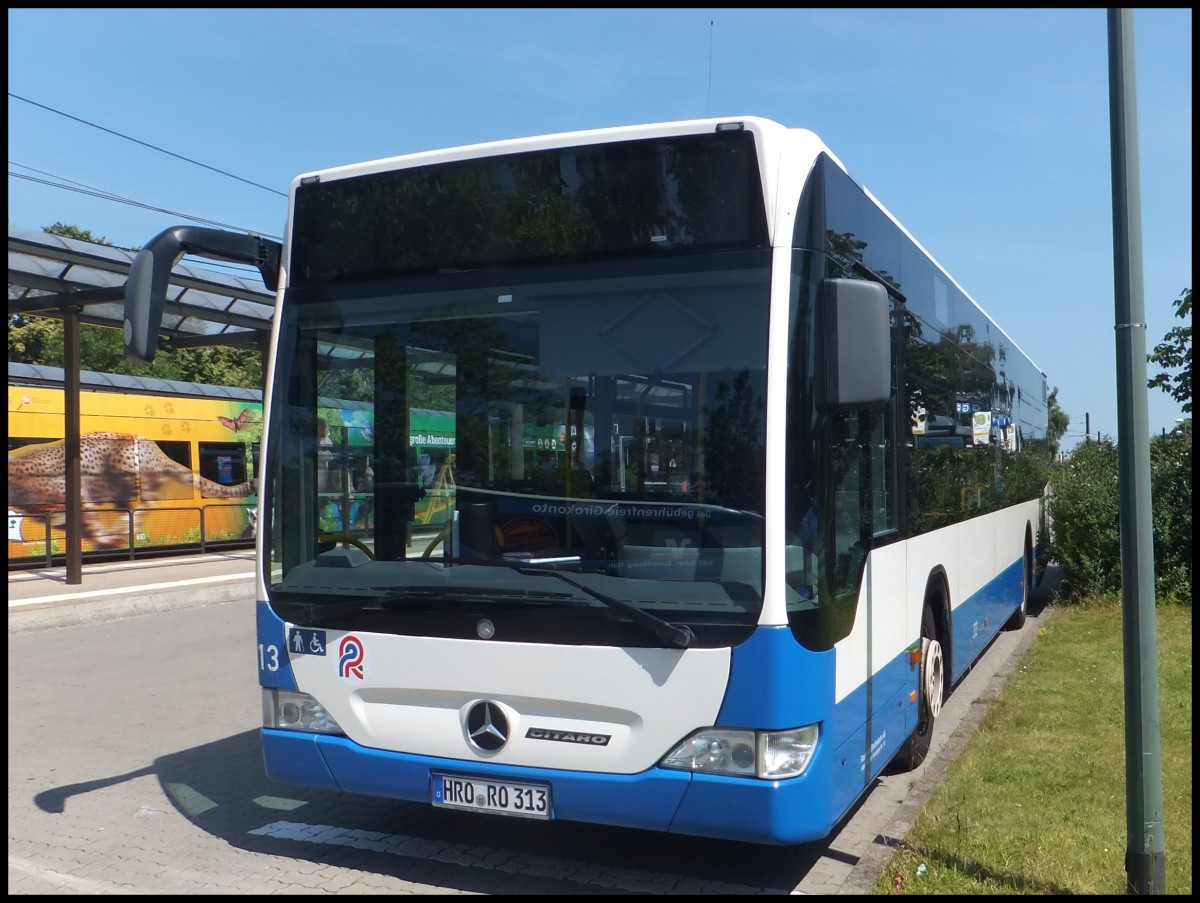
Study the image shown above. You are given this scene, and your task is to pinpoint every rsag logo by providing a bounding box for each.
[338,635,365,680]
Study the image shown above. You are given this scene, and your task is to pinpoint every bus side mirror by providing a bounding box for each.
[124,225,282,363]
[124,234,176,364]
[819,278,891,411]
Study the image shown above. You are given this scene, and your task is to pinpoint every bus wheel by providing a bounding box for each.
[1005,537,1032,631]
[899,605,943,770]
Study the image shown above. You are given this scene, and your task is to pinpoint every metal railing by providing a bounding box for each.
[7,503,256,569]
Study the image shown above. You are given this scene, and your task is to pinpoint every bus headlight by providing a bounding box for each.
[262,689,344,734]
[660,724,818,779]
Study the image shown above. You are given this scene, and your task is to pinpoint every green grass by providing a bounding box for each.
[872,603,1192,895]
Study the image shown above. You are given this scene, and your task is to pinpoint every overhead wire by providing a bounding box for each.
[8,92,286,197]
[7,91,285,274]
[9,165,281,241]
[8,92,287,278]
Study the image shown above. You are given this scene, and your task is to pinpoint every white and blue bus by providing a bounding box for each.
[125,116,1050,845]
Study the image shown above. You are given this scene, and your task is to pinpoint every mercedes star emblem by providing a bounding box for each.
[465,701,509,752]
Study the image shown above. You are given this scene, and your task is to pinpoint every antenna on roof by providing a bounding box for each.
[707,20,714,116]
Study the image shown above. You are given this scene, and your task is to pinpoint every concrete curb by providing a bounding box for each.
[836,601,1053,894]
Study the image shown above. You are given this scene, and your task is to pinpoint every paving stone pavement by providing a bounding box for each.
[9,550,1059,894]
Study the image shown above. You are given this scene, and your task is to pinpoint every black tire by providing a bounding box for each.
[898,604,944,770]
[1005,539,1032,631]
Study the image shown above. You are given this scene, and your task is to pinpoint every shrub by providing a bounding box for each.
[1048,439,1122,601]
[1149,426,1192,603]
[1049,427,1192,605]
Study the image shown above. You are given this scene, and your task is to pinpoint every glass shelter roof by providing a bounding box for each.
[8,223,275,350]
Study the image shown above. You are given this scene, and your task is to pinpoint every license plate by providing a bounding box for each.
[431,773,551,819]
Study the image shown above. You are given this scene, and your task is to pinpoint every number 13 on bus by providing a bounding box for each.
[127,116,1049,845]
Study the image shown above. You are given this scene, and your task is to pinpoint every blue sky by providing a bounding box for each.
[7,8,1192,451]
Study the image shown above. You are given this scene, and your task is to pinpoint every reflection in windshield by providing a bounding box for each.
[267,254,771,645]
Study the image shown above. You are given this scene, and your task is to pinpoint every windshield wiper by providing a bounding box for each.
[511,563,695,649]
[393,556,695,649]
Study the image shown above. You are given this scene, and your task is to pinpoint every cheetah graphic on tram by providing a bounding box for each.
[8,431,255,550]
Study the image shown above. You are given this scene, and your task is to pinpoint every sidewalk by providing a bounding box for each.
[8,549,257,633]
[7,530,445,633]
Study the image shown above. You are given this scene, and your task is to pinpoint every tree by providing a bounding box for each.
[44,222,116,248]
[7,314,64,364]
[1147,287,1191,414]
[1046,386,1070,459]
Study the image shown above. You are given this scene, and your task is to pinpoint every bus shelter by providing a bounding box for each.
[7,223,275,583]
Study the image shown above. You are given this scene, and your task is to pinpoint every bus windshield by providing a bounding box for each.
[265,251,772,647]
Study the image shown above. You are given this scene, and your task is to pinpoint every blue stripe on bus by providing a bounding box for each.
[257,600,297,691]
[260,729,844,844]
[717,623,917,831]
[716,625,834,728]
[949,555,1025,686]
